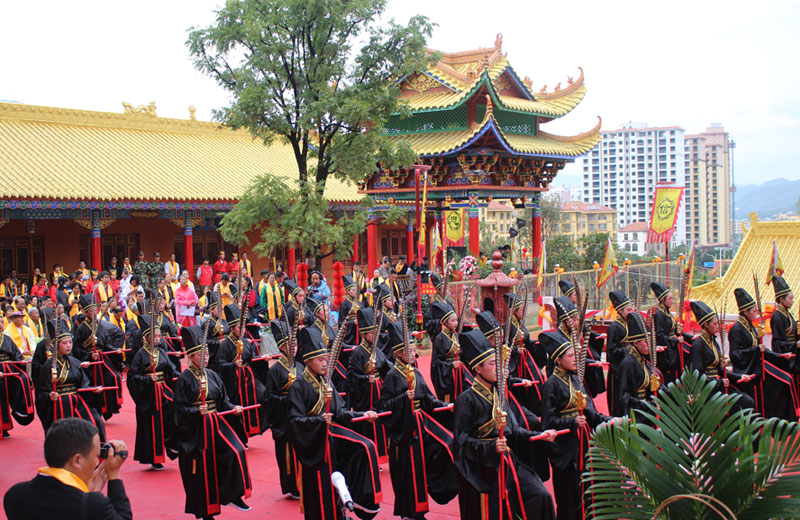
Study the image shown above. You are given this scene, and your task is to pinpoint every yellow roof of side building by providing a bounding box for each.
[691,213,800,305]
[0,102,361,203]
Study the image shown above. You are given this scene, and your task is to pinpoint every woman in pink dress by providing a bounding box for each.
[174,273,198,327]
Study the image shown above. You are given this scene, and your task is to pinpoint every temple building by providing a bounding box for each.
[0,35,600,283]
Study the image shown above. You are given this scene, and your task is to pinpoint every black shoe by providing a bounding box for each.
[288,492,300,500]
[2,430,10,438]
[150,463,164,471]
[230,497,250,511]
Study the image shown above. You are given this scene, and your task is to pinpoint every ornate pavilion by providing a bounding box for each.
[0,35,600,284]
[360,34,601,272]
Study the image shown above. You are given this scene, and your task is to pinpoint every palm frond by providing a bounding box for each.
[585,370,800,519]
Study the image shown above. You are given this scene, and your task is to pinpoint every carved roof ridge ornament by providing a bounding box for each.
[535,67,584,100]
[537,116,602,142]
[122,101,158,117]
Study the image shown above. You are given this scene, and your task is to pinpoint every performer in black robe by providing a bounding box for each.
[31,311,72,383]
[453,328,556,520]
[306,295,348,391]
[71,295,123,419]
[430,301,474,408]
[506,291,547,415]
[689,301,756,413]
[265,318,303,498]
[339,275,360,347]
[559,281,606,396]
[126,315,178,469]
[605,290,633,416]
[0,320,35,437]
[346,306,390,462]
[540,330,610,520]
[379,319,458,518]
[174,325,252,519]
[424,273,454,344]
[200,291,229,364]
[730,286,798,420]
[282,279,306,328]
[650,282,691,383]
[618,312,662,421]
[289,326,382,520]
[376,283,399,360]
[35,322,106,442]
[212,303,268,439]
[769,276,799,399]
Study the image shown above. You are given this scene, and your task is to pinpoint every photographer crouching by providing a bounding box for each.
[4,418,132,519]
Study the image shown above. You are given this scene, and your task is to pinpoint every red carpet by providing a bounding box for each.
[0,355,606,519]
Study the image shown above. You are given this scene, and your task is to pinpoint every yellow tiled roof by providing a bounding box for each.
[399,41,585,118]
[691,215,800,305]
[0,102,361,203]
[386,113,602,157]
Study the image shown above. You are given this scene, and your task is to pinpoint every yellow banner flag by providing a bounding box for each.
[445,209,464,245]
[418,172,428,253]
[648,186,684,243]
[596,236,618,288]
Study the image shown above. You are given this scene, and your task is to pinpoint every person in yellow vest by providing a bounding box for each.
[255,269,270,301]
[259,272,284,321]
[240,251,253,279]
[76,261,89,281]
[51,263,64,285]
[109,306,126,334]
[4,310,36,360]
[67,283,83,319]
[26,307,46,340]
[351,261,370,306]
[215,273,237,308]
[164,253,180,279]
[93,271,115,304]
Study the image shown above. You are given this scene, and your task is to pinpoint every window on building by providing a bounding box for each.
[1,236,45,280]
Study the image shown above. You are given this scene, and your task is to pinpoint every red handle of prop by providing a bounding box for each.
[351,411,392,423]
[433,405,454,412]
[78,386,118,392]
[217,404,262,416]
[251,354,281,362]
[529,428,571,441]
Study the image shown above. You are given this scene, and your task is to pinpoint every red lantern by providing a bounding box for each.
[332,261,345,308]
[296,262,309,292]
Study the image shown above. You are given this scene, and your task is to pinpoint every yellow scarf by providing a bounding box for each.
[97,282,113,302]
[220,283,233,308]
[242,259,252,277]
[68,293,81,318]
[38,467,89,493]
[110,314,126,332]
[166,261,179,277]
[5,323,34,356]
[125,308,138,324]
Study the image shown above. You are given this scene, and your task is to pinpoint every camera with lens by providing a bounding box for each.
[99,442,128,460]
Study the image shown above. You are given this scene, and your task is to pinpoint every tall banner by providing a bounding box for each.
[445,209,465,246]
[537,239,546,288]
[430,222,442,271]
[767,239,784,286]
[647,186,684,243]
[596,236,618,288]
[417,171,429,260]
[684,245,695,294]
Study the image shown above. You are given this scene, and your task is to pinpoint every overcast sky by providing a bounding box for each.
[2,0,798,187]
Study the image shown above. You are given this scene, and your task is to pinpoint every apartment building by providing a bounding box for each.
[684,124,732,246]
[553,202,617,242]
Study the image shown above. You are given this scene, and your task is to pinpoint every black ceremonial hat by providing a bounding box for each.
[609,290,631,312]
[283,279,302,297]
[734,288,756,313]
[504,290,524,311]
[357,307,376,333]
[475,311,501,341]
[205,290,220,310]
[298,326,327,362]
[690,300,716,327]
[626,312,648,343]
[458,329,495,369]
[305,295,325,316]
[430,273,445,291]
[773,276,792,300]
[342,275,355,291]
[540,330,572,361]
[270,319,287,347]
[554,296,577,323]
[46,319,72,344]
[650,282,671,302]
[181,325,203,355]
[559,280,575,297]
[385,320,405,353]
[429,301,455,325]
[79,294,95,313]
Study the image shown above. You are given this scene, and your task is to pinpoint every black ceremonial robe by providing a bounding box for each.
[35,354,106,442]
[558,323,606,398]
[310,318,349,391]
[617,349,662,421]
[346,339,390,461]
[126,343,178,464]
[72,321,123,418]
[653,305,690,383]
[453,378,555,520]
[213,333,267,438]
[379,359,458,517]
[288,367,382,520]
[604,316,628,416]
[431,328,474,426]
[174,366,252,518]
[729,316,798,420]
[265,353,303,496]
[0,335,35,434]
[689,331,756,413]
[338,296,359,346]
[541,366,609,520]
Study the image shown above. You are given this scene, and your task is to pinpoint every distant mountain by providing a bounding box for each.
[734,178,800,219]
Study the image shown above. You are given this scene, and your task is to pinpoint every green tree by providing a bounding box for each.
[188,0,435,262]
[587,370,800,519]
[578,232,611,269]
[518,193,564,251]
[546,235,582,271]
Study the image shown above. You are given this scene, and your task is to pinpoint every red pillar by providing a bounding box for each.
[367,213,378,276]
[352,235,359,265]
[184,225,194,282]
[532,194,542,261]
[406,217,415,266]
[468,207,480,257]
[91,224,102,272]
[287,245,296,279]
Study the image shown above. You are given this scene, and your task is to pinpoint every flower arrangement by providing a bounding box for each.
[459,255,478,277]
